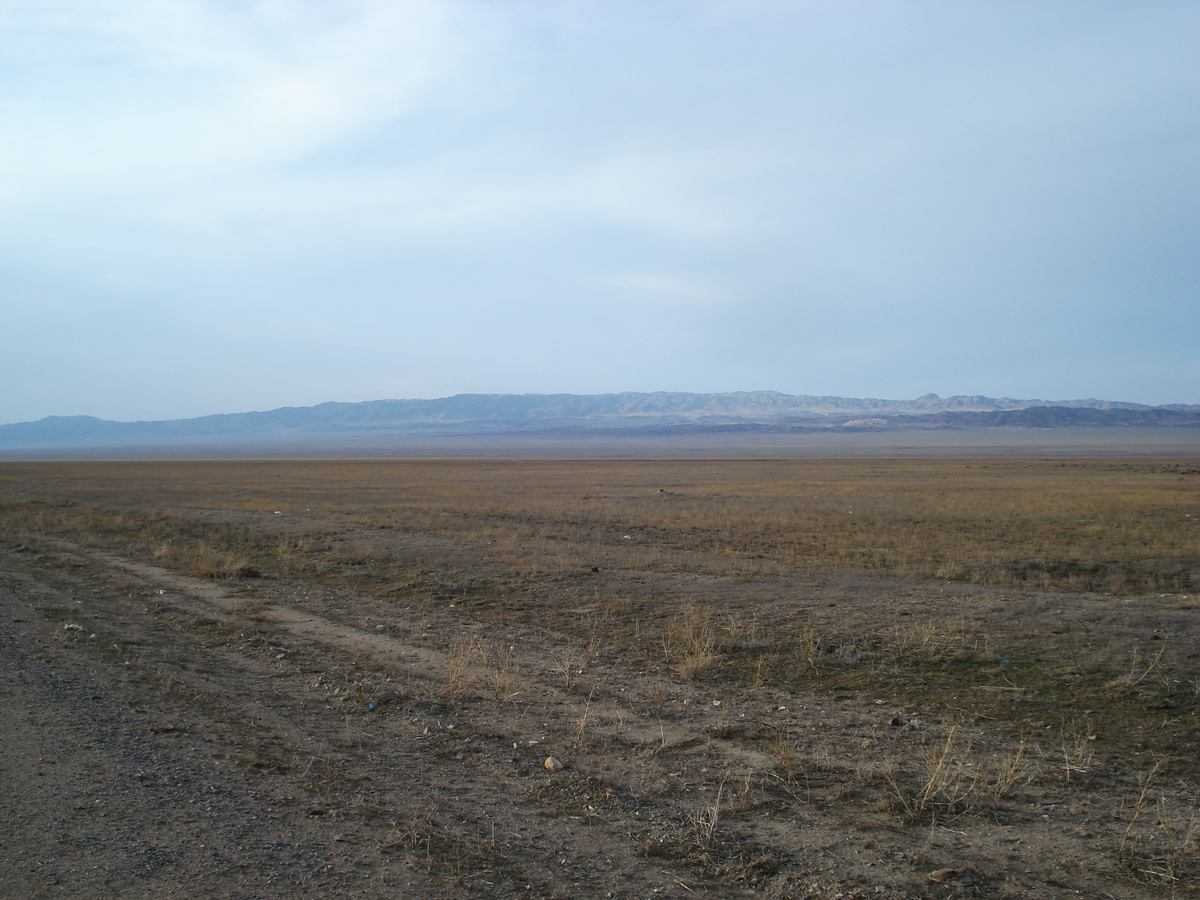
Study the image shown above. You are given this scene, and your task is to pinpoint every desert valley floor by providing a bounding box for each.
[1,458,1197,899]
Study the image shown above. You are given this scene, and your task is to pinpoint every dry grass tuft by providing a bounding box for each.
[444,635,481,700]
[664,604,721,680]
[483,643,523,703]
[154,540,259,579]
[983,738,1034,801]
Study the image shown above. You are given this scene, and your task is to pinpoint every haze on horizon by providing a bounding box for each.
[2,1,1197,427]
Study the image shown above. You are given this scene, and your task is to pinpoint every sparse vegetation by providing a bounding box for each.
[1,457,1197,898]
[3,458,1196,594]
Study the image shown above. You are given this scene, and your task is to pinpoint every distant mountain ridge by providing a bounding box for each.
[1,391,1197,450]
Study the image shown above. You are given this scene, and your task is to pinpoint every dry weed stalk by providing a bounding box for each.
[884,726,979,821]
[769,725,803,782]
[444,635,481,699]
[1120,759,1166,860]
[485,643,522,703]
[688,778,725,850]
[1144,796,1200,885]
[1060,720,1096,785]
[751,654,768,691]
[1113,759,1200,887]
[919,726,977,809]
[573,686,597,751]
[664,604,720,680]
[723,613,758,645]
[1125,644,1168,688]
[385,814,433,862]
[791,625,821,673]
[585,620,603,661]
[732,769,758,809]
[984,737,1033,800]
[555,648,583,691]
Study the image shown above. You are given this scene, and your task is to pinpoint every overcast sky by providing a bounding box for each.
[1,1,1197,423]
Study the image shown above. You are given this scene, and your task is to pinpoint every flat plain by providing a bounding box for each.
[1,458,1197,899]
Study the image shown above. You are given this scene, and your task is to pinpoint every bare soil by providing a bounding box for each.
[1,463,1197,899]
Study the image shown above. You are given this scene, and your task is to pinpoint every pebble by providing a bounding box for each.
[544,757,564,772]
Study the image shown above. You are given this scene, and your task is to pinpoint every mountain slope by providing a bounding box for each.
[1,392,1196,450]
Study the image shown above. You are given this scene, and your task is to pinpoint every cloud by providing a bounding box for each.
[0,1,471,198]
[0,1,1197,421]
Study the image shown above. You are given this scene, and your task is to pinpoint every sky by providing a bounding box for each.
[1,1,1197,424]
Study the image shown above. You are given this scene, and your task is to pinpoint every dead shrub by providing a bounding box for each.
[883,726,979,822]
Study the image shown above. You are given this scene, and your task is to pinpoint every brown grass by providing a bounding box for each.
[2,458,1194,593]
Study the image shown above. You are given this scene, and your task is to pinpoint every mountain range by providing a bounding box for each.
[2,392,1198,451]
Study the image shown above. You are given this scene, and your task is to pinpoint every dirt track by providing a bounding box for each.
[1,530,1196,899]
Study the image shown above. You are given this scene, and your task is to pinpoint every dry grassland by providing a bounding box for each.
[6,458,1196,591]
[1,457,1197,898]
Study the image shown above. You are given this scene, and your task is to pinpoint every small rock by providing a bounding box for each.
[928,868,958,883]
[544,756,564,772]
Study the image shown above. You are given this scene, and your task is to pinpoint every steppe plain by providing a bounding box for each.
[1,455,1197,899]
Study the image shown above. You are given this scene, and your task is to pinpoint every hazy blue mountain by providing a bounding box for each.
[1,392,1196,450]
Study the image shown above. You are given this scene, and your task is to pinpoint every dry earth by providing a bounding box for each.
[1,494,1198,899]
